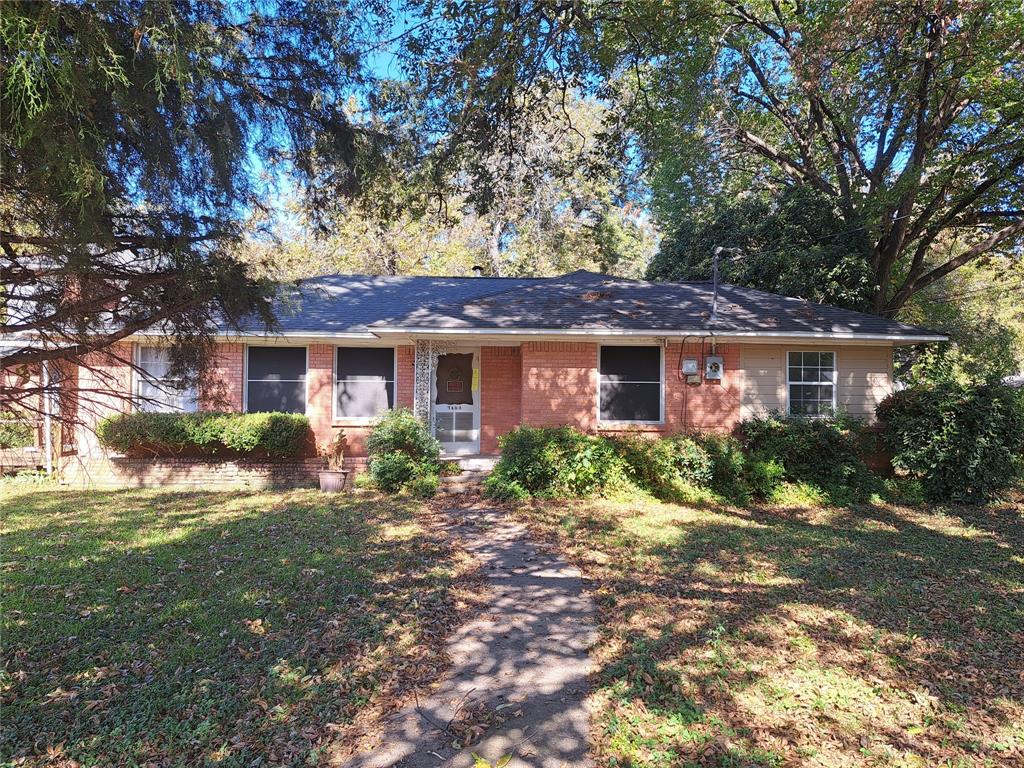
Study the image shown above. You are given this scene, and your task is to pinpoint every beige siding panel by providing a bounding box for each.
[739,344,893,422]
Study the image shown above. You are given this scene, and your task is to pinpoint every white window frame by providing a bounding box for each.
[332,345,398,423]
[133,344,197,413]
[597,344,665,426]
[786,350,838,417]
[243,344,309,414]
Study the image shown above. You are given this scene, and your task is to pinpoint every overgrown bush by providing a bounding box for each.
[96,411,311,457]
[740,414,878,502]
[695,432,751,501]
[365,409,441,497]
[0,415,35,449]
[366,408,440,466]
[610,433,714,500]
[487,426,630,499]
[878,383,1024,502]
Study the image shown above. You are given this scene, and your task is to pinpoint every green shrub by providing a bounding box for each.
[695,432,750,501]
[95,411,312,457]
[364,410,442,495]
[220,412,311,456]
[740,414,877,502]
[609,433,714,500]
[743,454,786,500]
[0,415,35,449]
[406,473,440,498]
[877,383,1024,502]
[483,473,531,501]
[366,409,440,466]
[489,426,631,499]
[368,451,419,492]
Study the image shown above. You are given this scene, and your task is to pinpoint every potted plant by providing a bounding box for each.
[318,431,349,492]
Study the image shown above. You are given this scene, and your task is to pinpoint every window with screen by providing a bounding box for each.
[246,346,306,413]
[599,346,662,422]
[335,347,395,418]
[788,351,836,416]
[136,345,196,412]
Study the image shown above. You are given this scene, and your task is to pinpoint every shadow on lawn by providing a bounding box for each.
[1,488,471,766]
[549,498,1024,766]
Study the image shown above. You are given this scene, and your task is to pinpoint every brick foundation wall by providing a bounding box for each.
[62,455,327,490]
[481,346,522,453]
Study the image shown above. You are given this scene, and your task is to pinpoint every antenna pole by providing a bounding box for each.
[711,246,723,325]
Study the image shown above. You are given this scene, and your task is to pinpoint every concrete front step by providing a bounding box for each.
[440,469,490,493]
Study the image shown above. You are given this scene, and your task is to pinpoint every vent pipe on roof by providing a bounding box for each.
[471,265,484,277]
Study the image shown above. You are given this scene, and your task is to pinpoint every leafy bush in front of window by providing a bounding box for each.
[365,409,441,497]
[694,432,751,502]
[219,413,312,457]
[95,412,312,457]
[877,383,1024,502]
[610,433,714,500]
[487,426,631,499]
[739,414,878,503]
[0,415,35,449]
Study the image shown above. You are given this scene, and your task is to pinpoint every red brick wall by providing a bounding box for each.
[481,346,522,453]
[75,343,134,457]
[660,342,741,433]
[397,346,414,409]
[520,342,599,430]
[307,343,334,447]
[62,455,325,489]
[199,343,244,411]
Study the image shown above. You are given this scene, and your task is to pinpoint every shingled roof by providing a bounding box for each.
[231,270,944,342]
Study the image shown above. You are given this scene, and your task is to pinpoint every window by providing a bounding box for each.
[136,345,196,412]
[599,345,662,423]
[246,346,306,413]
[335,347,395,418]
[788,351,836,416]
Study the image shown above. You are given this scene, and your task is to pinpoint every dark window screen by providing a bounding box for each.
[336,347,395,417]
[247,347,306,414]
[599,346,661,422]
[435,354,474,406]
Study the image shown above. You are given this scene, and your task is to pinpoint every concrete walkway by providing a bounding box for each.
[342,504,596,768]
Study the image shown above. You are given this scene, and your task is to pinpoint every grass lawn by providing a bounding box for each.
[516,494,1024,768]
[1,486,478,766]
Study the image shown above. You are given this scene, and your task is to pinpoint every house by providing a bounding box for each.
[62,270,944,486]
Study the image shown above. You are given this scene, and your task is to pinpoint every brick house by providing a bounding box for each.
[56,270,943,487]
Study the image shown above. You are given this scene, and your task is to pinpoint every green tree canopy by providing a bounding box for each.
[1,0,387,398]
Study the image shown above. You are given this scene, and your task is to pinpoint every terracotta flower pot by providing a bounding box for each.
[318,469,349,492]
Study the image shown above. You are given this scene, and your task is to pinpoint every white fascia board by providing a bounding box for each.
[366,326,947,344]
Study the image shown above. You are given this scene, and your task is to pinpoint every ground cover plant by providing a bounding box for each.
[515,495,1024,767]
[0,486,479,765]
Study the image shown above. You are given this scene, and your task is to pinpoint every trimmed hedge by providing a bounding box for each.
[877,383,1024,502]
[96,411,312,457]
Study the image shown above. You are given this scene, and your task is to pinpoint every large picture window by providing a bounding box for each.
[136,345,196,412]
[599,345,662,423]
[246,346,307,414]
[335,347,395,418]
[788,351,836,416]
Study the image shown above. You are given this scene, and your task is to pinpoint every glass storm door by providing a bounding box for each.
[432,351,480,455]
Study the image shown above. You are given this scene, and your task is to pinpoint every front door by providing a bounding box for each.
[432,350,480,455]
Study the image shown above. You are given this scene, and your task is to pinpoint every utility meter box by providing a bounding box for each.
[681,358,700,376]
[704,355,724,380]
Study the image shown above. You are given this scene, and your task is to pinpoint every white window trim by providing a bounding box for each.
[332,345,398,423]
[133,343,198,413]
[243,344,309,414]
[786,350,838,417]
[597,344,665,426]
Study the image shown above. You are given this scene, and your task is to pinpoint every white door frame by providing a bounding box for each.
[431,347,481,456]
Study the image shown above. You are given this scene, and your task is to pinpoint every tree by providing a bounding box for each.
[636,0,1024,315]
[394,1,1023,315]
[648,186,876,310]
[1,0,388,409]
